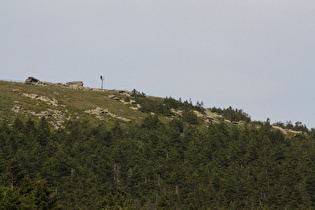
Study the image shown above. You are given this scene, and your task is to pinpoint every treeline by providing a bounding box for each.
[210,106,251,123]
[273,121,309,132]
[130,89,205,116]
[1,116,315,209]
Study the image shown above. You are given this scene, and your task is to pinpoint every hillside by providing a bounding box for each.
[0,78,307,135]
[0,78,314,209]
[0,79,149,127]
[0,79,213,126]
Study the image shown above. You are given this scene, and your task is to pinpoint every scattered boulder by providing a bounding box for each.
[272,125,304,135]
[66,81,84,89]
[23,77,121,92]
[24,77,86,90]
[85,107,130,122]
[109,89,129,94]
[85,107,109,115]
[10,104,69,129]
[108,95,121,101]
[25,77,39,85]
[193,110,204,118]
[11,105,23,113]
[122,92,131,97]
[170,108,183,116]
[20,93,59,106]
[91,88,100,91]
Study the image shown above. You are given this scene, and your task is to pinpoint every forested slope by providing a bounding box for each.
[0,80,314,209]
[1,116,315,209]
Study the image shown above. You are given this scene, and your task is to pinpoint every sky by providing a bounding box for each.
[1,0,315,128]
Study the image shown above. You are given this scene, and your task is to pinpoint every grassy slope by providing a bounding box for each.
[0,80,309,137]
[0,81,148,127]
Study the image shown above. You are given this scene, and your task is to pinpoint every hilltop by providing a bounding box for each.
[0,78,224,128]
[0,78,308,136]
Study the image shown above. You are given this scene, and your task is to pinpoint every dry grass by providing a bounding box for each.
[0,81,148,127]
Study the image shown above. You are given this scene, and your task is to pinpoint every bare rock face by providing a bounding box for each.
[25,77,39,85]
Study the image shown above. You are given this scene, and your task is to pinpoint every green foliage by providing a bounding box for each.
[0,111,314,208]
[0,159,58,209]
[131,89,172,116]
[141,114,161,129]
[2,80,315,208]
[211,106,251,122]
[140,98,172,116]
[131,89,205,116]
[181,109,199,125]
[131,89,146,98]
[163,97,205,113]
[0,96,12,117]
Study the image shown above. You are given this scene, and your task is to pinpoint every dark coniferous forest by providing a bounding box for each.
[1,116,315,209]
[0,81,315,209]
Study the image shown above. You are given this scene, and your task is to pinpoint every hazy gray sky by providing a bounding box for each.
[1,0,315,127]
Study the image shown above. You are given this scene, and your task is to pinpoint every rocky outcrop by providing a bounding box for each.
[20,92,59,106]
[85,107,131,122]
[107,94,140,111]
[11,104,69,129]
[108,95,120,101]
[24,77,84,90]
[85,107,109,115]
[272,125,304,135]
[24,77,130,93]
[169,108,223,124]
[66,81,84,89]
[25,77,39,85]
[11,105,23,113]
